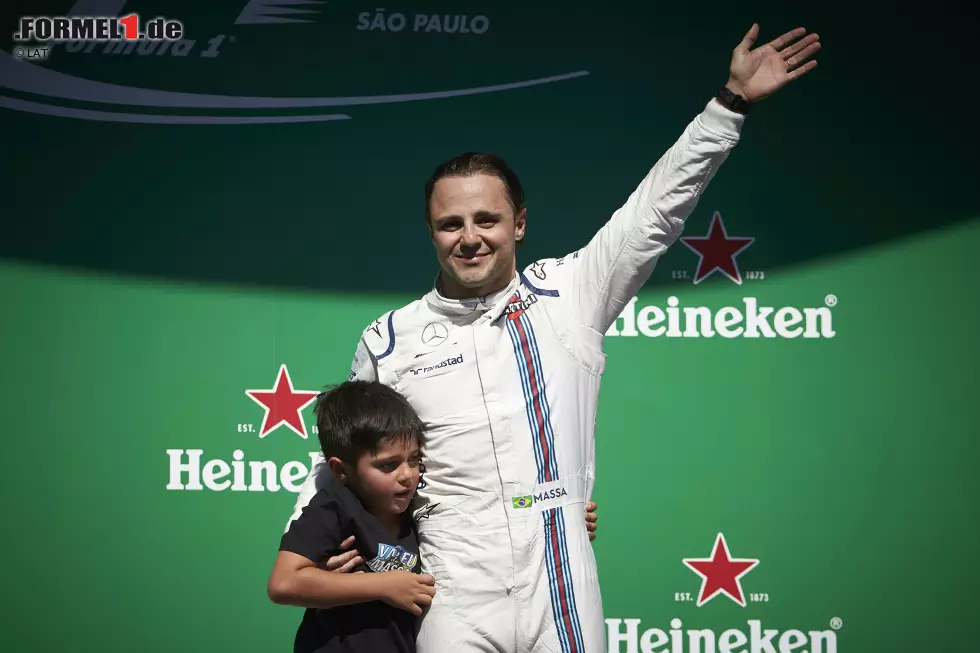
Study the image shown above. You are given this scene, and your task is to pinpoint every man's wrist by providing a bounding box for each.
[724,79,748,99]
[716,82,753,115]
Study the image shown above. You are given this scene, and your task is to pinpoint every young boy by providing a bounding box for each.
[268,380,434,653]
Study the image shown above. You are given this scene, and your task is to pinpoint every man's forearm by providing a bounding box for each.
[269,567,386,610]
[568,99,745,333]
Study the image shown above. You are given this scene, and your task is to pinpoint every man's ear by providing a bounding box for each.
[515,208,527,243]
[327,457,350,483]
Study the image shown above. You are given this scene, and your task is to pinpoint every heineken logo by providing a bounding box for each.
[606,295,838,339]
[167,363,320,493]
[604,533,846,652]
[606,617,842,653]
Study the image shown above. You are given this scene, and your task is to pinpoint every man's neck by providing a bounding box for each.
[437,269,517,300]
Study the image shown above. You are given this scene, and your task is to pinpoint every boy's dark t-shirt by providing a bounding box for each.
[279,474,421,653]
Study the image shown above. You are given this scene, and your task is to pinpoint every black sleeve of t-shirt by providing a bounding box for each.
[279,487,351,563]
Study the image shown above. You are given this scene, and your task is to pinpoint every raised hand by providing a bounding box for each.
[726,24,820,102]
[380,571,437,616]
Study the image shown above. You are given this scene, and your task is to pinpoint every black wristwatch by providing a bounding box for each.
[715,85,753,115]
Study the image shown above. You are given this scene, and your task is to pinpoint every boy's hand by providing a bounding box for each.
[585,501,598,542]
[318,536,365,573]
[380,571,436,616]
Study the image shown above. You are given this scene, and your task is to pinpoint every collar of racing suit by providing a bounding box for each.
[424,271,520,321]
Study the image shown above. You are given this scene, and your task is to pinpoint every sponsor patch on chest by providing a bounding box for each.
[409,353,464,377]
[510,480,576,512]
[506,293,538,319]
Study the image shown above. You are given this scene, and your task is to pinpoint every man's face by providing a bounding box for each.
[428,174,525,297]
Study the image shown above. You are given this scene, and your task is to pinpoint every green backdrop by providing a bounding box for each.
[2,1,978,652]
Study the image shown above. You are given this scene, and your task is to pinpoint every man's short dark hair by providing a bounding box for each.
[314,381,426,464]
[424,152,526,245]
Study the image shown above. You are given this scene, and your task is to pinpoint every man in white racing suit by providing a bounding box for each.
[289,24,820,653]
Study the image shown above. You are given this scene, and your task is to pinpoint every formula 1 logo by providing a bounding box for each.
[1,0,589,124]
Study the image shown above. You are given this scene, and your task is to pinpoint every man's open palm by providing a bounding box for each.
[727,24,820,102]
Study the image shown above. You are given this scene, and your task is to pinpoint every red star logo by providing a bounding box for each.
[245,364,319,439]
[683,533,760,607]
[679,211,755,285]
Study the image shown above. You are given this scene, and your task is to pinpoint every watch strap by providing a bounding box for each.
[715,85,752,115]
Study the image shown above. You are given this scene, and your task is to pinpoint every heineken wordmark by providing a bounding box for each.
[606,296,837,339]
[166,449,320,492]
[606,618,839,653]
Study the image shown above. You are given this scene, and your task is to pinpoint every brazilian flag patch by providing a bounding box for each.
[512,495,533,509]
